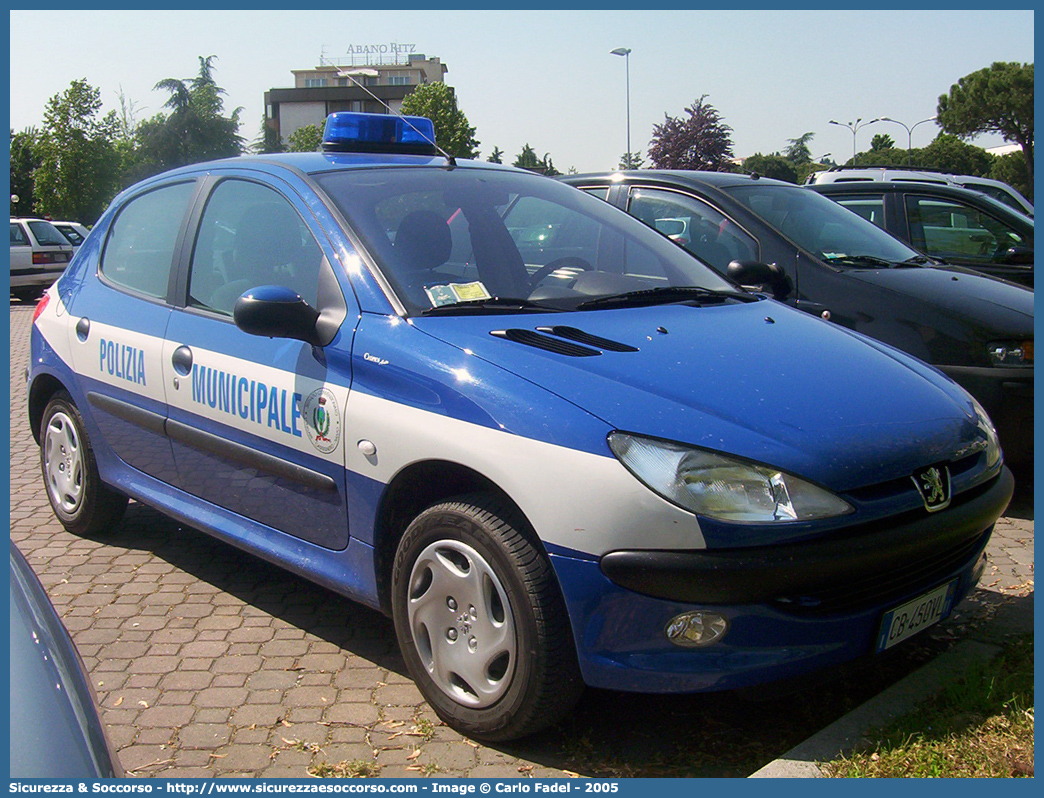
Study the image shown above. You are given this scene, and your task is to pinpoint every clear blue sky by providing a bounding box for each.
[8,9,1034,172]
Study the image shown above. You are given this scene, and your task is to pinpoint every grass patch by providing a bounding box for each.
[822,634,1033,777]
[309,759,382,778]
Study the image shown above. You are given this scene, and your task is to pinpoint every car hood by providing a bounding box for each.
[413,300,983,492]
[841,265,1034,335]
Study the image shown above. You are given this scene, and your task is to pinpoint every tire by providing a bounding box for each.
[40,392,128,536]
[391,494,583,741]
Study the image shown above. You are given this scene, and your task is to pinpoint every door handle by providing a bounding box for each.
[171,345,193,376]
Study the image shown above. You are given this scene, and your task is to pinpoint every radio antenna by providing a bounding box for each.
[337,68,456,166]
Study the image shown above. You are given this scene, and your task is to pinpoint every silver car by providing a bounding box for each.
[10,217,74,302]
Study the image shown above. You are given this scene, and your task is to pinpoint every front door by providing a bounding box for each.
[163,176,354,550]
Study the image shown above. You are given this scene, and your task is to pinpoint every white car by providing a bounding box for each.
[50,220,91,253]
[806,167,1033,218]
[10,217,74,302]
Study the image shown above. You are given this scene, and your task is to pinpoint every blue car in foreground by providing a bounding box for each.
[27,113,1012,741]
[10,541,122,777]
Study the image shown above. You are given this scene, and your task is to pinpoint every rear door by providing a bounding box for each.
[60,180,200,485]
[162,173,356,550]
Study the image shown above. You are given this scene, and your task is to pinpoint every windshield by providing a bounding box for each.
[316,166,736,314]
[725,183,923,266]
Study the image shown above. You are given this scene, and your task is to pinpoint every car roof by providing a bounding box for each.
[809,180,1034,227]
[565,170,792,190]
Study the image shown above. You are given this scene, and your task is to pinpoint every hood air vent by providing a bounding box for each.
[490,329,600,357]
[536,326,639,352]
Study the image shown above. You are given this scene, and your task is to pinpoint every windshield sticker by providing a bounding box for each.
[425,281,492,307]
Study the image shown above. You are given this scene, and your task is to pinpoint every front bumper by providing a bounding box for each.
[551,468,1011,694]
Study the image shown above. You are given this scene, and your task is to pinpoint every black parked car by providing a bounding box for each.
[561,171,1033,463]
[809,181,1033,288]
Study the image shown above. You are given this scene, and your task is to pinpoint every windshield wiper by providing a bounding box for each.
[824,254,896,269]
[420,297,564,316]
[575,286,755,311]
[900,254,933,266]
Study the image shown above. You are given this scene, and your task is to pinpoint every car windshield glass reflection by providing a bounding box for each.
[726,184,921,267]
[316,168,737,315]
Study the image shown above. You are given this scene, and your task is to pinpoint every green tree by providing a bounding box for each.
[741,153,799,183]
[937,62,1033,184]
[486,146,504,164]
[33,80,122,224]
[618,151,645,169]
[512,144,559,175]
[286,123,322,153]
[870,133,896,151]
[918,133,994,176]
[783,132,815,164]
[9,128,41,217]
[134,55,243,178]
[399,81,479,159]
[648,95,734,171]
[254,115,285,154]
[990,152,1032,202]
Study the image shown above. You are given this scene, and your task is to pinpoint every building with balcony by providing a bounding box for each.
[263,53,448,146]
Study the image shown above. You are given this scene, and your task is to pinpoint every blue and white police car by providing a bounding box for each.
[27,112,1013,741]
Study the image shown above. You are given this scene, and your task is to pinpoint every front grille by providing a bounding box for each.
[773,528,990,617]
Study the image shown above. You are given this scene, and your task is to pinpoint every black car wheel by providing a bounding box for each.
[391,494,583,741]
[40,392,128,536]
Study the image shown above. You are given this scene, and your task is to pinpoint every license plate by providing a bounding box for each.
[876,580,956,652]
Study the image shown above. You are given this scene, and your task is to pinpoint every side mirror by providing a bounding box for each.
[726,260,789,300]
[233,285,322,346]
[1002,245,1033,265]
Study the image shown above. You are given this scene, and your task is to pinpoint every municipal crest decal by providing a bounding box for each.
[302,388,341,454]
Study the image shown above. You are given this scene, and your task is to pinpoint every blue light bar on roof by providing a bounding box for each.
[322,112,440,155]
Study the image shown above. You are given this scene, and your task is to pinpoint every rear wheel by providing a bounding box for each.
[40,392,127,535]
[391,494,583,741]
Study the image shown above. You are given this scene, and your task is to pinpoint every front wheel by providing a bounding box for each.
[391,494,583,741]
[40,392,128,536]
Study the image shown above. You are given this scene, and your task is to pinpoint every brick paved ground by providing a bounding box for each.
[8,300,1033,778]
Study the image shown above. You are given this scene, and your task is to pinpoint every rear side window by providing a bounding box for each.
[833,195,887,229]
[101,182,196,299]
[10,223,29,246]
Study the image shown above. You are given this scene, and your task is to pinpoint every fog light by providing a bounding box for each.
[665,611,728,647]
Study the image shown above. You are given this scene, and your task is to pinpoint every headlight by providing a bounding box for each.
[987,340,1033,367]
[608,433,853,523]
[970,398,1002,470]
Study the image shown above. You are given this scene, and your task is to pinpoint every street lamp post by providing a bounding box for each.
[611,47,631,168]
[829,118,881,165]
[877,116,937,165]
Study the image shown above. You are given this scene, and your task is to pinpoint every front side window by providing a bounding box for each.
[101,182,196,299]
[627,188,759,273]
[187,180,324,316]
[316,167,735,314]
[906,195,1027,264]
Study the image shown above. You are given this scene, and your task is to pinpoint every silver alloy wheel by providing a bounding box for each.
[43,411,84,515]
[406,539,516,708]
